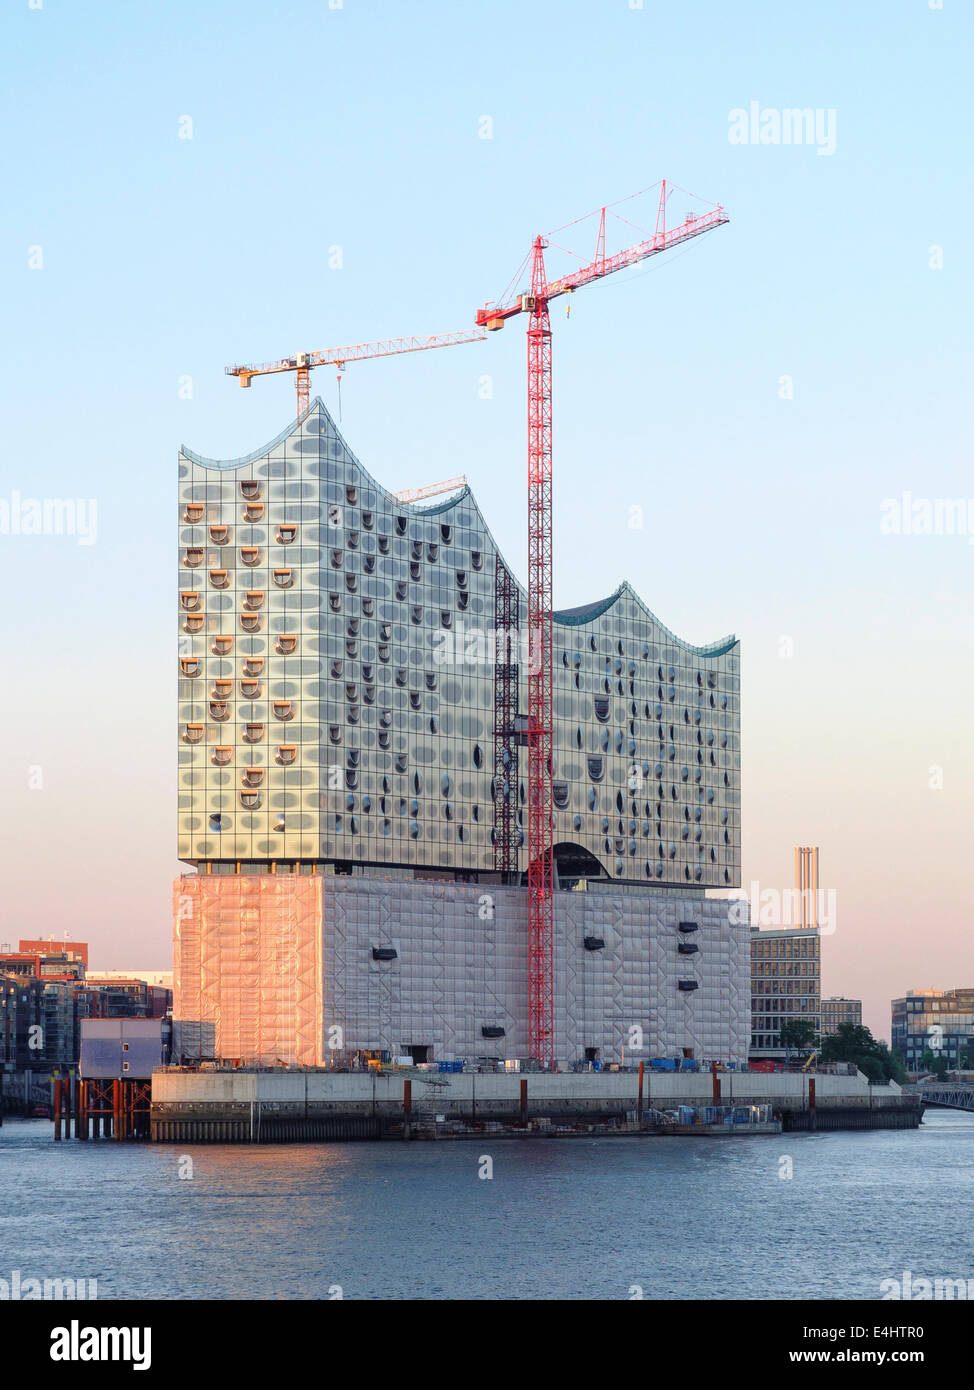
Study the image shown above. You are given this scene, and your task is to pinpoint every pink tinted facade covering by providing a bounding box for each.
[173,874,323,1066]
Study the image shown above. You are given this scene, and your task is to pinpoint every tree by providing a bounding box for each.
[857,1054,886,1083]
[820,1022,904,1083]
[919,1048,948,1080]
[778,1019,816,1057]
[887,1049,909,1085]
[821,1023,875,1058]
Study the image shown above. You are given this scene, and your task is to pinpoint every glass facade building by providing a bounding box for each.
[892,989,974,1070]
[177,400,742,885]
[174,401,749,1067]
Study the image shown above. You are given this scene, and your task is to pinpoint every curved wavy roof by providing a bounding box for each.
[182,398,736,657]
[555,582,737,655]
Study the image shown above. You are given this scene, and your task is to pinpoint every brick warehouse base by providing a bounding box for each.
[173,874,323,1065]
[173,874,750,1068]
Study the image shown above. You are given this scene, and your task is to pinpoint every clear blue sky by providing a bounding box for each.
[2,0,971,1038]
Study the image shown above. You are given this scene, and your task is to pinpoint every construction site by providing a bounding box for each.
[173,183,752,1087]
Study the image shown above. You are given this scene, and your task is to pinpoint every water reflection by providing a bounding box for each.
[1,1112,969,1300]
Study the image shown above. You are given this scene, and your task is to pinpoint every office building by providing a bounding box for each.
[821,997,862,1036]
[892,989,974,1071]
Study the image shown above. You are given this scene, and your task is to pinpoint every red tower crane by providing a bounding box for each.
[476,181,729,1067]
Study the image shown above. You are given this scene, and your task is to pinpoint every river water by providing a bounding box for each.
[1,1111,969,1300]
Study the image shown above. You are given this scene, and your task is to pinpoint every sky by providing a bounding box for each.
[1,0,971,1041]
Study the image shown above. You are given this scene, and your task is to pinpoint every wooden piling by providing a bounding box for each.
[53,1077,63,1141]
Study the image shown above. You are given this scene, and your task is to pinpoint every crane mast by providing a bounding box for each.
[478,182,729,1067]
[526,236,555,1065]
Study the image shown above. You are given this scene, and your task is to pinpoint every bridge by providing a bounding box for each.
[906,1081,974,1113]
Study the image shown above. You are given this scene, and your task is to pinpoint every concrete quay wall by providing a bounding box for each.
[150,1068,921,1141]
